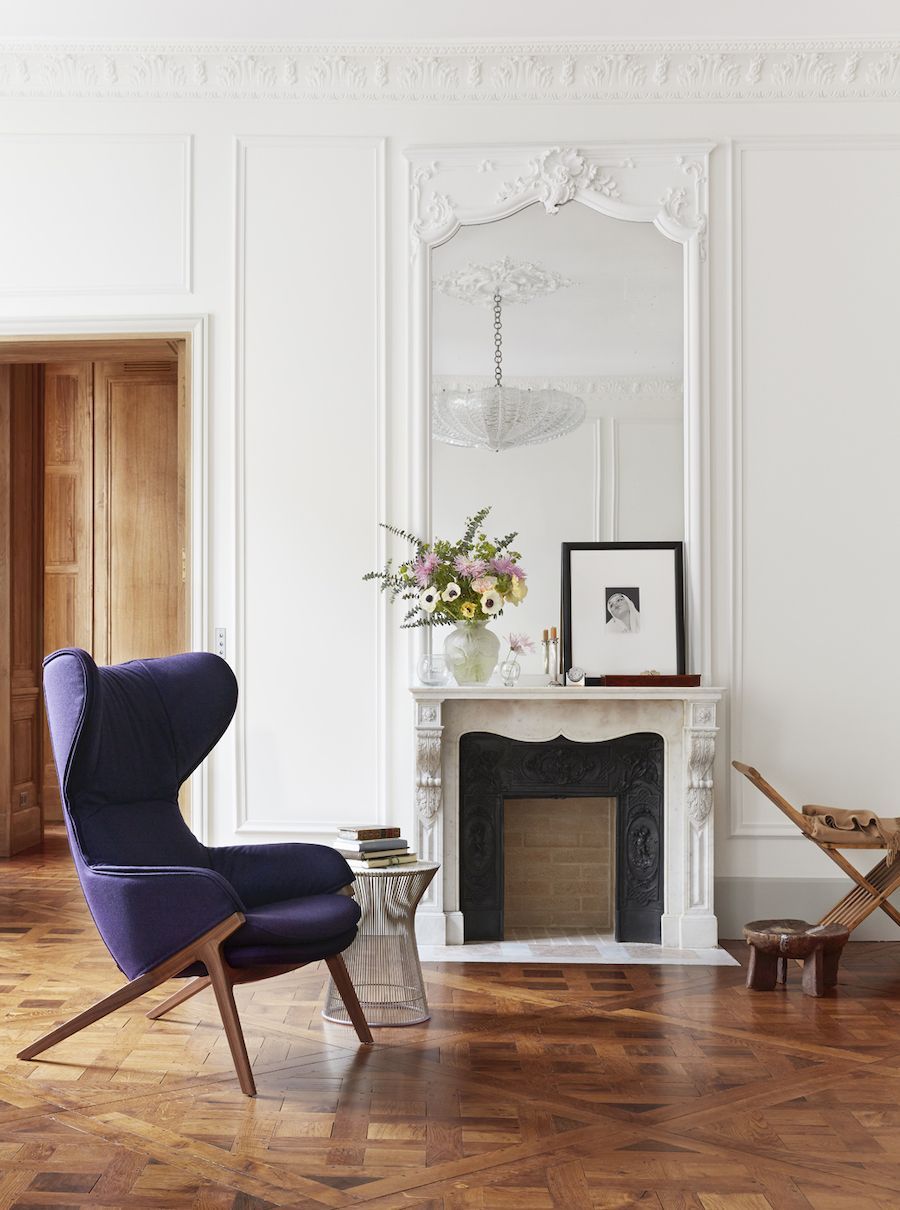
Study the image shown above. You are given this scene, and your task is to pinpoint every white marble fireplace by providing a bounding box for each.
[411,685,724,949]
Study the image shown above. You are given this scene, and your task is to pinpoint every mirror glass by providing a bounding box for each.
[431,202,684,674]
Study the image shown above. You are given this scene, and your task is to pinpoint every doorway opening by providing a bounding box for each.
[0,333,192,856]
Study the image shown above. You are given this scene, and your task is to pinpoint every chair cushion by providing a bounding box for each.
[230,893,361,949]
[224,927,359,970]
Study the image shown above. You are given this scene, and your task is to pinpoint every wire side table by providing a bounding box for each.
[323,861,439,1027]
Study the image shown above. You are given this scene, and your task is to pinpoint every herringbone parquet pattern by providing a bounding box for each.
[2,832,900,1208]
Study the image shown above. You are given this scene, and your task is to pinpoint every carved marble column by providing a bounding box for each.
[681,698,718,947]
[413,698,445,941]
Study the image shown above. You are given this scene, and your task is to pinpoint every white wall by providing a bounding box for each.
[2,27,899,933]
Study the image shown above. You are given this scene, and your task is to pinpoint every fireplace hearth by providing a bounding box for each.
[459,732,664,943]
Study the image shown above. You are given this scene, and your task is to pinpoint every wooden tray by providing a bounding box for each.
[599,674,701,687]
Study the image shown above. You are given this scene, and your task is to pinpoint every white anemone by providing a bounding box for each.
[419,587,439,613]
[442,582,462,602]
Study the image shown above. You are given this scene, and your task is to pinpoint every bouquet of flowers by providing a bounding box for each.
[364,506,527,628]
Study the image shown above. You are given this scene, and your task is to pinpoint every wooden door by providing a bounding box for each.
[40,356,183,822]
[92,360,182,665]
[41,362,94,818]
[0,365,44,856]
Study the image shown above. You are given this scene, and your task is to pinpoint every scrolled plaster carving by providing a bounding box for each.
[0,40,899,101]
[415,729,443,828]
[433,257,574,306]
[410,144,708,259]
[686,730,716,827]
[496,147,620,213]
[433,374,682,403]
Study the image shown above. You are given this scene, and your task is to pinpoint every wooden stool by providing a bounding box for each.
[742,918,850,997]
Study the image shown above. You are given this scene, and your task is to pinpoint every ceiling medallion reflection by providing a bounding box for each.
[432,258,585,453]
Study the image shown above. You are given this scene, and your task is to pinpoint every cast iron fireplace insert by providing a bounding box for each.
[458,731,664,943]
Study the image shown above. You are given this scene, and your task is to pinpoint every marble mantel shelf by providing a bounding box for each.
[411,685,726,702]
[409,684,726,949]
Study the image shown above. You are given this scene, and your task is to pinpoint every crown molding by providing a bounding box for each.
[0,39,899,101]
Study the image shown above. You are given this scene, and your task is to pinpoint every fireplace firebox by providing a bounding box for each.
[459,732,663,943]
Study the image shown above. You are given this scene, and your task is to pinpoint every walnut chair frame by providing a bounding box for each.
[18,913,372,1098]
[734,762,900,938]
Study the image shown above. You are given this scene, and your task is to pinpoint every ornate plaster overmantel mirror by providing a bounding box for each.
[405,143,718,948]
[407,142,712,676]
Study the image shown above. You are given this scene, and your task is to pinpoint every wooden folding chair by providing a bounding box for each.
[733,762,900,937]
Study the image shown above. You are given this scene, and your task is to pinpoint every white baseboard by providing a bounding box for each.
[715,876,900,942]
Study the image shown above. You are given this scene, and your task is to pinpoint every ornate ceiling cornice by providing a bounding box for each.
[0,39,899,101]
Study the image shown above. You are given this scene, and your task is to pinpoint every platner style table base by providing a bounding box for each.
[323,861,439,1027]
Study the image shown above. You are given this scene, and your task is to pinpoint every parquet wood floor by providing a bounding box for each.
[2,832,900,1208]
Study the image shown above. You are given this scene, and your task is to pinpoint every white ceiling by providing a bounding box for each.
[1,0,897,40]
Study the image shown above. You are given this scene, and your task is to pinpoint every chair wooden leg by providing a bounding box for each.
[199,938,257,1097]
[147,976,211,1020]
[18,913,244,1061]
[325,953,373,1044]
[18,964,171,1060]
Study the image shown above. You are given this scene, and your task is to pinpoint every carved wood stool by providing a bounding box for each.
[742,919,850,997]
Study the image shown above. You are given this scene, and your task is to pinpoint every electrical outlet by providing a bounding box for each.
[214,628,226,658]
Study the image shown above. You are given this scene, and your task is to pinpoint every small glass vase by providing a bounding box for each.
[417,653,450,687]
[499,657,521,687]
[443,620,500,686]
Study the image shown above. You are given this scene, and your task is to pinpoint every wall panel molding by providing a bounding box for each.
[1,40,900,102]
[233,136,385,839]
[0,133,191,296]
[729,136,900,837]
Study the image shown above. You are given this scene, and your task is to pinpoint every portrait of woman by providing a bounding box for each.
[606,588,641,634]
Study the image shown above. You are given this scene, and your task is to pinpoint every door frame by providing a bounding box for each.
[0,315,210,839]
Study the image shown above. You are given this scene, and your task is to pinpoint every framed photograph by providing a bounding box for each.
[561,542,686,685]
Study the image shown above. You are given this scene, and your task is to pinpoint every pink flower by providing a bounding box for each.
[490,557,518,577]
[412,551,441,586]
[453,555,486,580]
[508,564,526,580]
[470,575,497,594]
[506,632,535,655]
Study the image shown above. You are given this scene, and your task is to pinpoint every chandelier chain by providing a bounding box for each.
[493,291,503,388]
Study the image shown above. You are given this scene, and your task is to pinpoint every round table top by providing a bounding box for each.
[348,860,440,877]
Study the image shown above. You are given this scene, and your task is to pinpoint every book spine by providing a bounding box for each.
[334,848,410,860]
[333,838,408,853]
[352,854,417,868]
[337,827,401,840]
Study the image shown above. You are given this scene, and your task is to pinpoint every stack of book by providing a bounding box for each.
[332,824,416,868]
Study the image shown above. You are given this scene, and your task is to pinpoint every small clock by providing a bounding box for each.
[566,666,585,686]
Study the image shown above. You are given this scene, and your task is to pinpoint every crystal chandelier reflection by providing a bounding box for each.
[432,258,585,454]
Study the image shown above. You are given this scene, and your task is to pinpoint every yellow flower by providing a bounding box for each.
[508,578,528,603]
[460,601,477,619]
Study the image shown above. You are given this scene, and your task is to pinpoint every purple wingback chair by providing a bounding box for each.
[19,648,372,1095]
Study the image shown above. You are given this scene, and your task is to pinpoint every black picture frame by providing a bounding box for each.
[561,542,686,686]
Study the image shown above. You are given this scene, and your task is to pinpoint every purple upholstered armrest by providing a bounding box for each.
[86,864,245,980]
[208,843,355,910]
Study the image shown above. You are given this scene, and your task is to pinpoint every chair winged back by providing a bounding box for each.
[30,648,371,1097]
[44,647,237,867]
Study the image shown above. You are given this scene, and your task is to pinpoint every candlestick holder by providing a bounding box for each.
[542,638,550,678]
[549,637,561,685]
